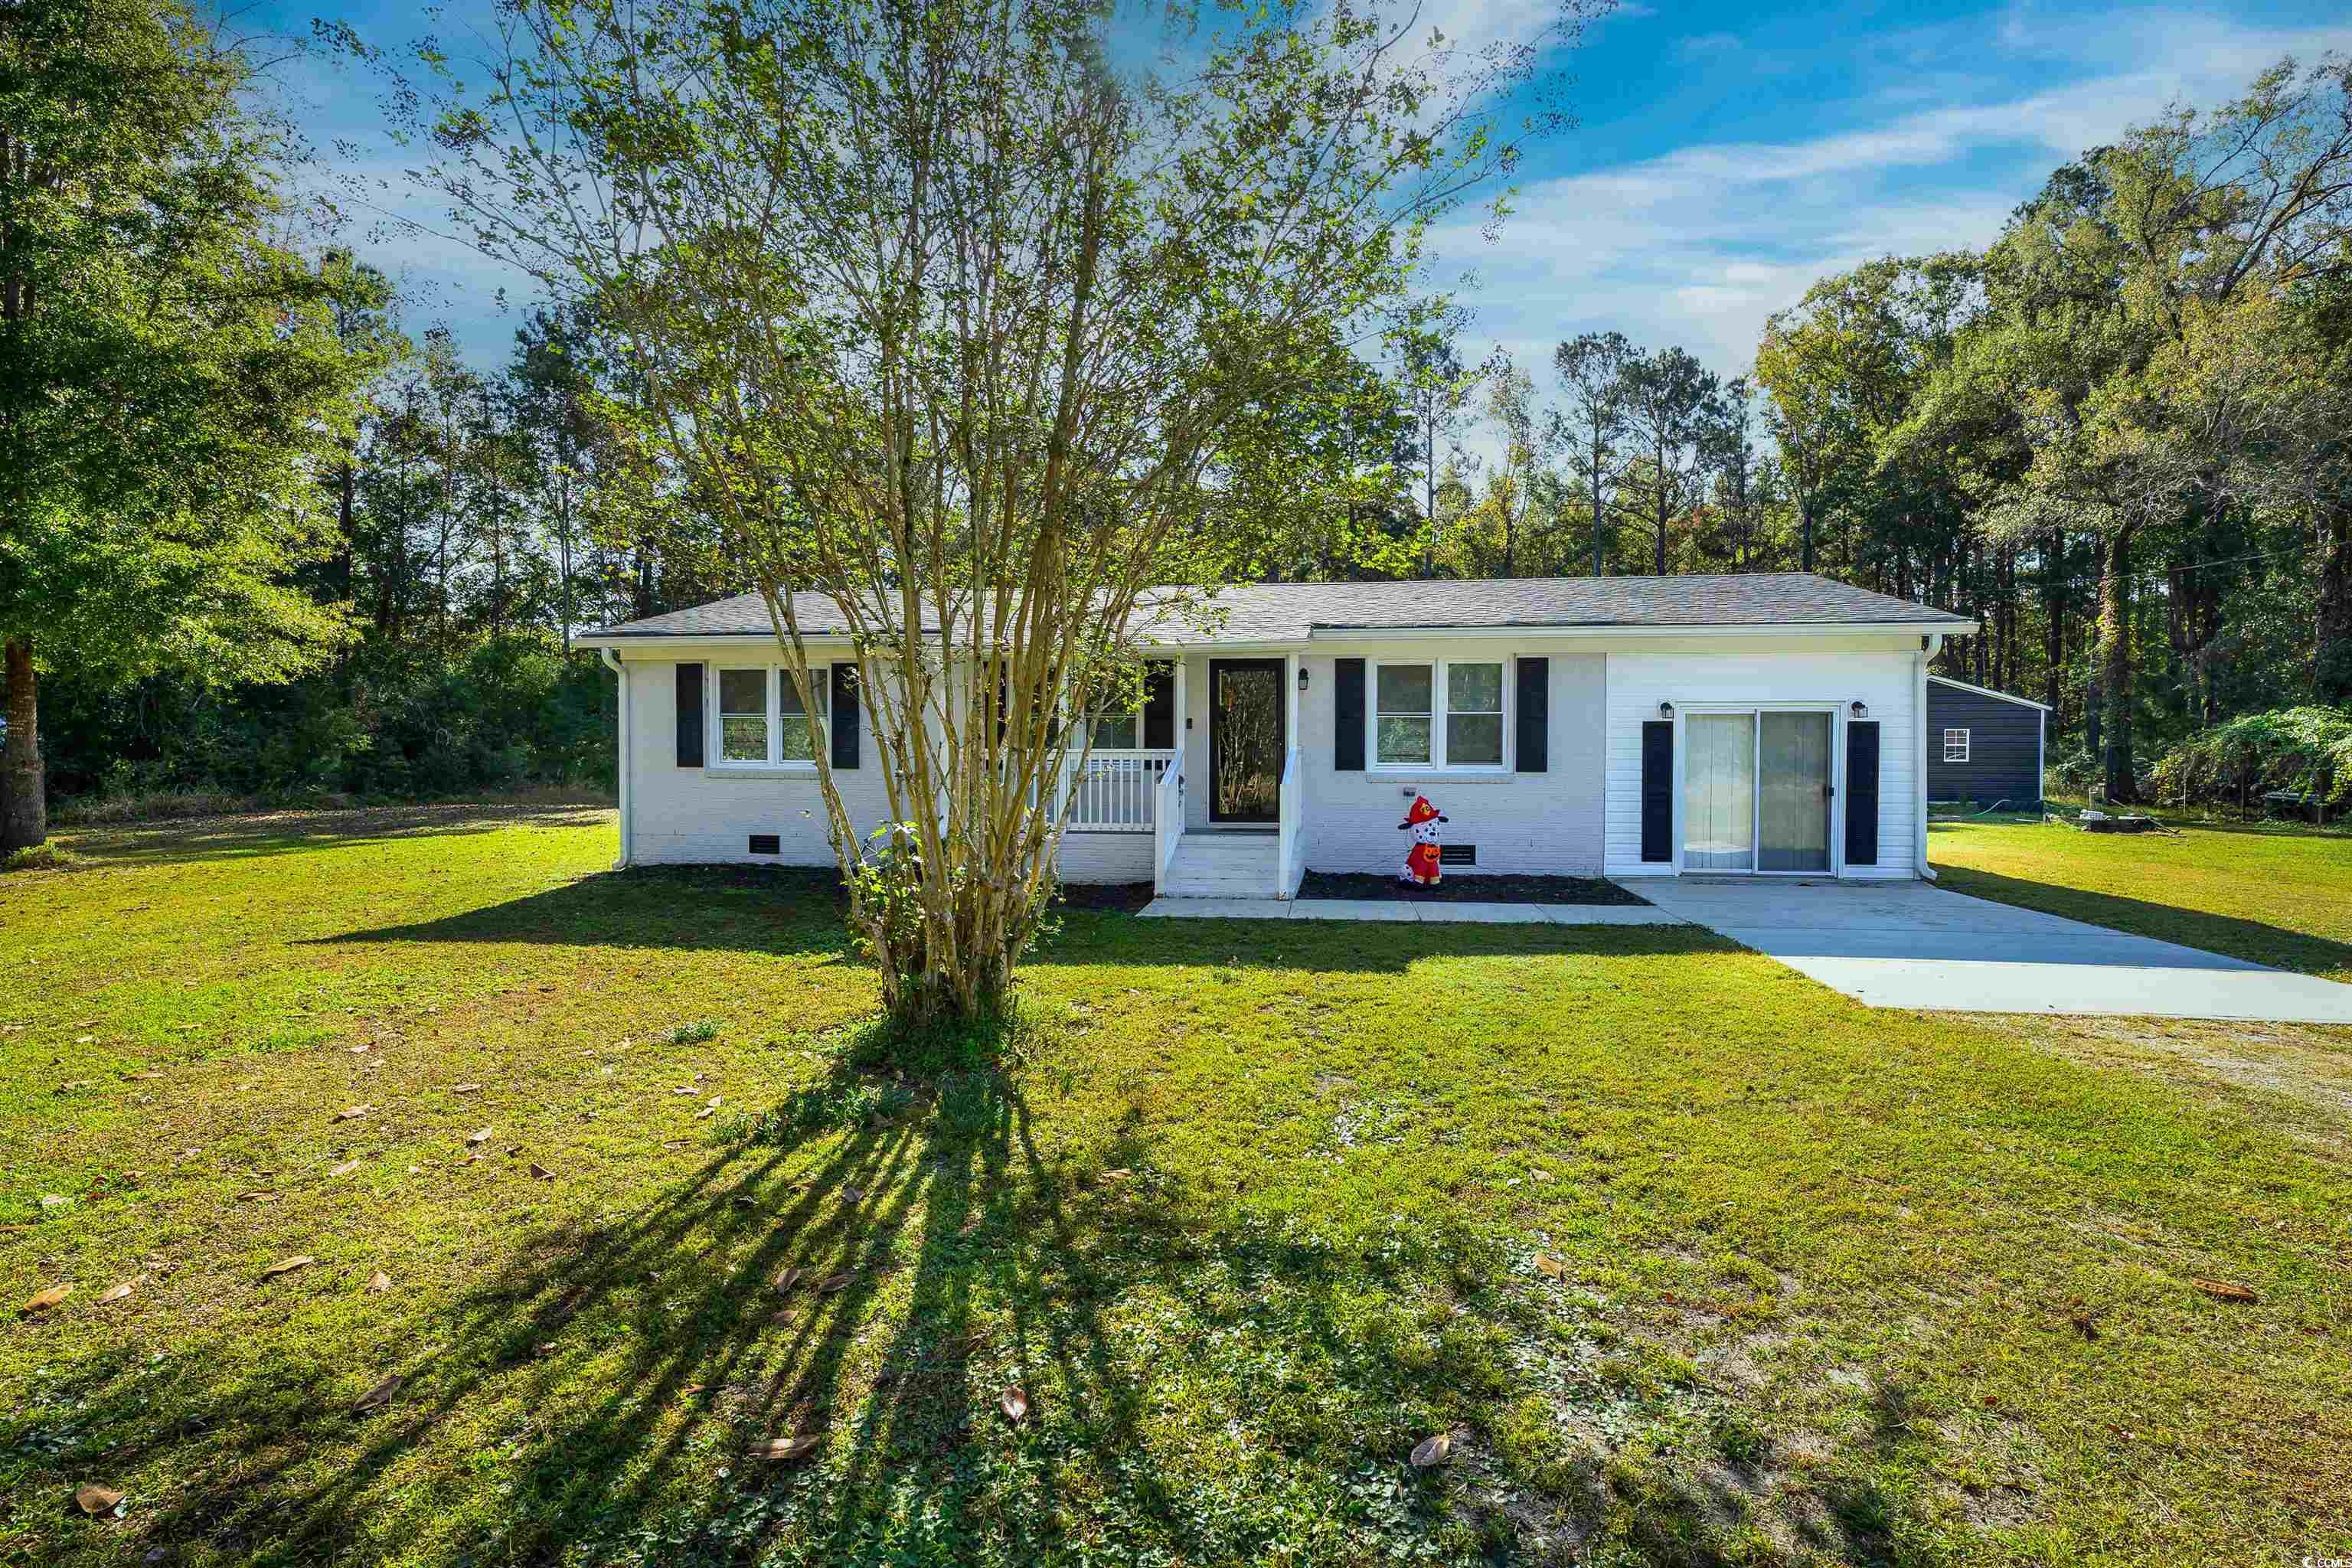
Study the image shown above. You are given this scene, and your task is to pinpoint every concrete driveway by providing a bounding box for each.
[1631,877,2352,1024]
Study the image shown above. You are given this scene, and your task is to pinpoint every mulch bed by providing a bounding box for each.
[1057,881,1158,913]
[1295,871,1650,906]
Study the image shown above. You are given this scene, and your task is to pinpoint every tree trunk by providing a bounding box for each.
[2043,528,2066,716]
[1798,495,1815,574]
[1652,472,1667,577]
[2097,526,2135,804]
[2,638,42,852]
[2319,504,2352,704]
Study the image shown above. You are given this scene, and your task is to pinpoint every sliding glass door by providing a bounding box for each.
[1757,712,1831,871]
[1683,714,1756,871]
[1681,708,1835,874]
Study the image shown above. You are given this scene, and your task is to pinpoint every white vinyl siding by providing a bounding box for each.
[1603,639,1920,880]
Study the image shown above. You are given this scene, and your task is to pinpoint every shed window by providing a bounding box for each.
[1942,727,1971,763]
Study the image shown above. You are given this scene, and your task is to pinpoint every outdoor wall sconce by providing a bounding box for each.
[1850,700,1869,718]
[1298,667,1310,691]
[1658,701,1674,718]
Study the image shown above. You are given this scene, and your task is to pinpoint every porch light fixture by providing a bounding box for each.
[1850,700,1869,718]
[1657,701,1674,718]
[1297,667,1310,692]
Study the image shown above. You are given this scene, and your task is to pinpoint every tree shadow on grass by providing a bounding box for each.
[307,865,859,959]
[24,1042,1558,1566]
[310,865,1733,976]
[1932,863,2352,980]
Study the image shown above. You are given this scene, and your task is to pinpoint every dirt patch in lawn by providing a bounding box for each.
[1295,871,1650,904]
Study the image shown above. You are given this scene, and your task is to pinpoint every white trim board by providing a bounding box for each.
[1927,674,2051,711]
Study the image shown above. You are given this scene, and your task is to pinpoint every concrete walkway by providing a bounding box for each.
[1631,877,2352,1024]
[1138,897,1687,926]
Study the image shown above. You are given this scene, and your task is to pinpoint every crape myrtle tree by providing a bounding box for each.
[0,0,387,852]
[398,0,1602,1026]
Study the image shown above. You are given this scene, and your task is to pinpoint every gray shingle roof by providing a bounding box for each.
[580,574,1967,643]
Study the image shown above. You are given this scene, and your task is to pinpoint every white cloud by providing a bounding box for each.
[1423,7,2352,454]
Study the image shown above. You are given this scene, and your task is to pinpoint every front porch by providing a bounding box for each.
[1057,651,1307,900]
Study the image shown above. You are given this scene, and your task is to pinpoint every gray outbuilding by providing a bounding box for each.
[1926,675,2047,807]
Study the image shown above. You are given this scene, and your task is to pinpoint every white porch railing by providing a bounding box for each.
[1064,750,1176,832]
[1153,749,1186,893]
[1276,743,1303,898]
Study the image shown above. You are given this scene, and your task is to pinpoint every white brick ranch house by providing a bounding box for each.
[575,574,1975,898]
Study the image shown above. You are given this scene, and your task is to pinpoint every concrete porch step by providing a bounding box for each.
[1160,832,1282,899]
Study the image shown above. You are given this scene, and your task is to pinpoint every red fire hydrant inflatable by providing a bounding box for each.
[1397,794,1448,887]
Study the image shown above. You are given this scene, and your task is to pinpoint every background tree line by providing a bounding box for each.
[1390,57,2352,808]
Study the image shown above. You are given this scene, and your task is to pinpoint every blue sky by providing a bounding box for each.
[262,0,2352,399]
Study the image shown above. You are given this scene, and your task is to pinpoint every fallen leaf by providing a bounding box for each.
[367,1270,393,1293]
[452,1083,484,1095]
[353,1372,403,1413]
[662,1138,691,1148]
[75,1034,96,1044]
[40,1194,68,1209]
[466,1127,492,1145]
[999,1387,1029,1423]
[842,1184,864,1201]
[670,1087,696,1096]
[24,1282,71,1313]
[2191,1278,2257,1302]
[679,1383,707,1398]
[706,1096,722,1109]
[529,1163,554,1181]
[74,1482,123,1515]
[749,1434,820,1462]
[406,1165,421,1174]
[1410,1432,1452,1468]
[348,1044,371,1054]
[1534,1254,1565,1280]
[331,1160,361,1178]
[694,1108,716,1120]
[333,1106,371,1122]
[126,1071,163,1082]
[1100,1168,1132,1182]
[237,1189,277,1203]
[98,1276,143,1304]
[773,1267,805,1293]
[260,1255,316,1280]
[818,1271,854,1294]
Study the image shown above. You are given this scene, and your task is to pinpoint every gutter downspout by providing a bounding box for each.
[600,649,632,869]
[1916,635,1942,880]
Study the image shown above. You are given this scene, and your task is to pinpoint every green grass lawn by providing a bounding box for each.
[5,808,2350,1566]
[1929,817,2352,980]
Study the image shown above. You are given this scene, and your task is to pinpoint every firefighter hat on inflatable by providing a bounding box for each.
[1396,794,1449,887]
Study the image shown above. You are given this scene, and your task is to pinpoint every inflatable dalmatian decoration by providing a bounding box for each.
[1396,794,1449,887]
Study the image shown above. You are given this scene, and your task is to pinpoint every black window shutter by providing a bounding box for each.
[1844,722,1880,866]
[1142,663,1176,750]
[675,663,704,767]
[1515,657,1548,773]
[1334,658,1366,771]
[1640,720,1673,861]
[830,663,861,769]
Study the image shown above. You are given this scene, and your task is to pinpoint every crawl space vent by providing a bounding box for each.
[747,834,781,856]
[1439,844,1476,867]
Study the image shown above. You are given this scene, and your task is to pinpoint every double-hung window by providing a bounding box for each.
[1373,658,1507,769]
[714,666,817,767]
[1942,727,1970,763]
[1086,709,1140,751]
